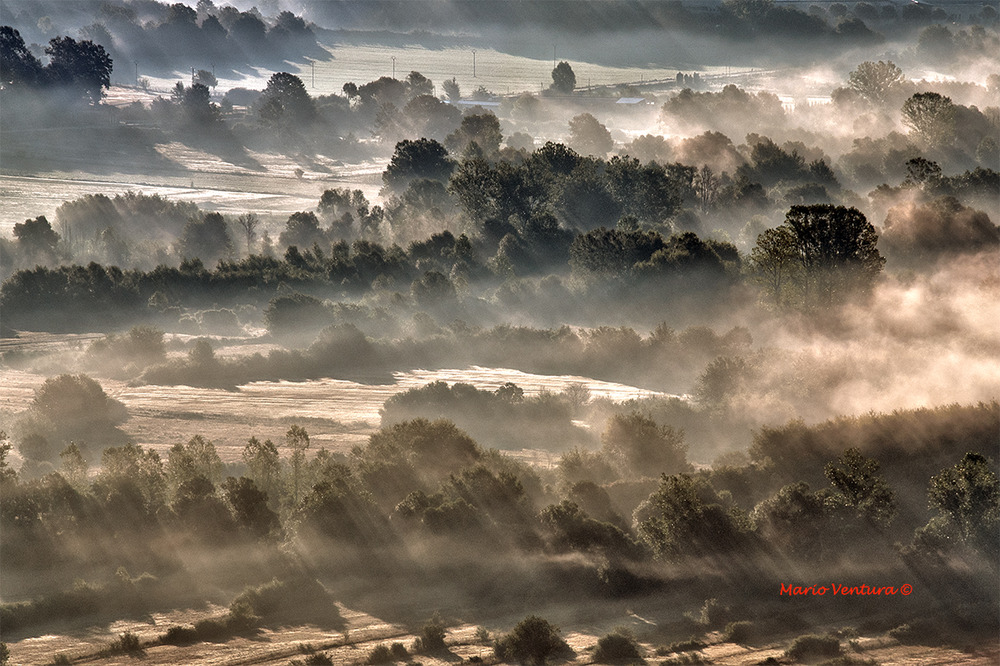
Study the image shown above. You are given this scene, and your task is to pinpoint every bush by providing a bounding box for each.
[368,645,394,664]
[161,625,199,645]
[306,654,334,666]
[785,634,841,661]
[494,616,571,666]
[415,614,447,652]
[104,631,144,657]
[722,621,755,645]
[660,638,706,654]
[390,642,409,660]
[887,622,940,645]
[50,656,72,666]
[593,629,643,663]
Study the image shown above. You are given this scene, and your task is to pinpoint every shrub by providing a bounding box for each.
[887,622,940,645]
[660,638,706,654]
[368,645,394,664]
[722,621,755,645]
[593,629,643,663]
[785,634,841,661]
[390,642,409,660]
[50,656,72,666]
[161,625,199,645]
[494,616,571,665]
[104,631,144,657]
[306,654,333,666]
[415,614,447,652]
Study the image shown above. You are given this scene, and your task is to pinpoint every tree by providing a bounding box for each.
[382,138,455,193]
[847,60,904,106]
[236,212,260,255]
[550,61,576,94]
[776,204,884,305]
[286,425,310,505]
[194,68,217,89]
[635,473,750,560]
[567,113,613,156]
[13,216,61,265]
[259,72,315,124]
[278,211,325,250]
[824,448,897,527]
[182,82,219,125]
[59,442,88,485]
[494,616,570,666]
[748,226,801,307]
[693,165,721,212]
[242,437,281,501]
[442,76,460,101]
[27,374,127,455]
[406,70,433,98]
[446,113,503,158]
[902,92,956,147]
[222,476,280,537]
[1,26,43,86]
[178,212,233,264]
[928,453,998,545]
[44,36,113,104]
[601,412,690,477]
[167,435,224,494]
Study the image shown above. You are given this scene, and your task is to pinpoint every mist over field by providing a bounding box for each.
[1,1,998,665]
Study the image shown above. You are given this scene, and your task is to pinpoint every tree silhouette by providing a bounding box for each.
[550,61,576,94]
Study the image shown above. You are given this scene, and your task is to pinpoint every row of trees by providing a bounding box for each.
[4,375,996,595]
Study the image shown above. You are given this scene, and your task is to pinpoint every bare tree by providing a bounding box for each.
[236,212,260,255]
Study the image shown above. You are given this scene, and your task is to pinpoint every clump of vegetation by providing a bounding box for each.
[815,657,878,666]
[49,655,72,666]
[661,653,710,665]
[390,642,409,660]
[368,645,395,664]
[413,614,447,652]
[784,634,842,661]
[101,631,144,657]
[493,616,571,666]
[593,628,644,663]
[722,620,755,645]
[659,638,706,655]
[887,622,941,645]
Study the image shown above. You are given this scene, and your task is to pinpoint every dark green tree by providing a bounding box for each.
[383,138,455,193]
[13,216,61,265]
[259,71,315,124]
[550,61,576,94]
[0,26,42,86]
[44,36,113,103]
[178,212,233,264]
[777,204,884,305]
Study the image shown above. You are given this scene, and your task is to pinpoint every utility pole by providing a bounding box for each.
[134,61,138,85]
[191,67,195,85]
[552,44,556,68]
[391,56,396,79]
[312,61,315,88]
[471,50,476,78]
